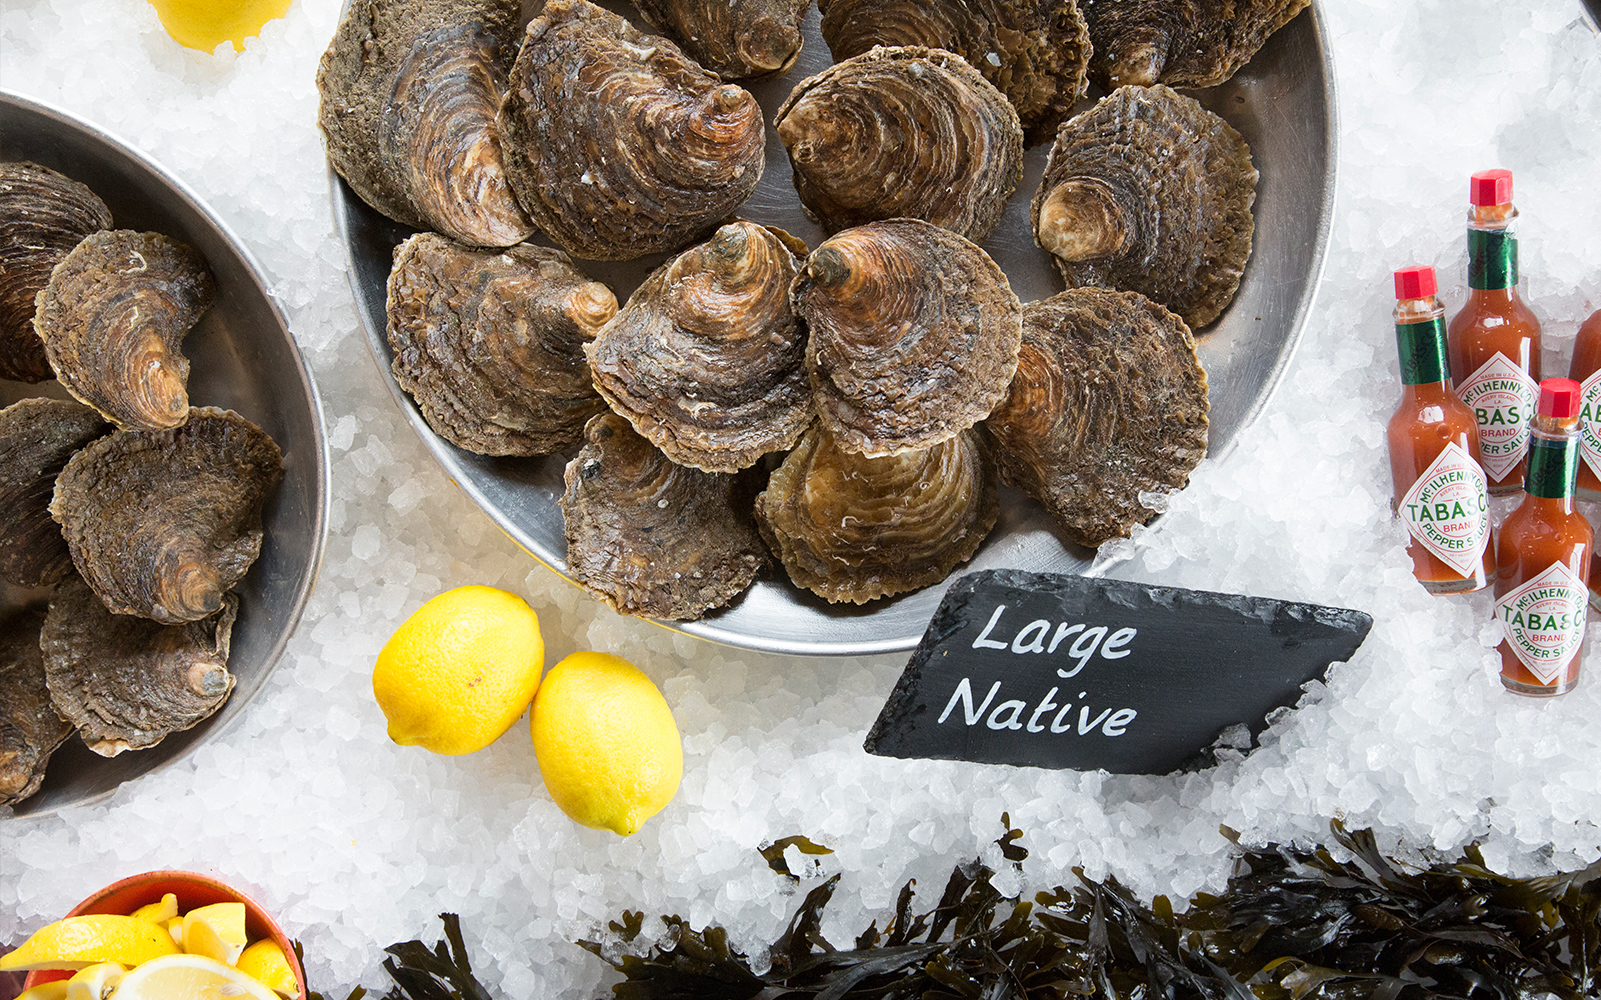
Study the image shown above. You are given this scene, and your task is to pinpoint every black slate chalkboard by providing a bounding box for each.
[864,570,1373,775]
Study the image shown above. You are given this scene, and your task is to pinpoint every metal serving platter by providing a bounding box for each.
[334,1,1337,657]
[1,92,329,817]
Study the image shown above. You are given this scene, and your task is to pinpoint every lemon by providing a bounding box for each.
[163,917,184,949]
[234,940,296,997]
[373,586,544,755]
[107,953,279,1000]
[146,0,292,53]
[128,895,177,926]
[16,982,68,1000]
[65,962,125,1000]
[530,652,682,836]
[0,915,179,972]
[179,902,246,966]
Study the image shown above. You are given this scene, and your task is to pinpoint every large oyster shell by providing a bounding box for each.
[33,230,215,430]
[755,426,998,604]
[1031,85,1257,329]
[794,219,1022,457]
[387,233,615,456]
[559,412,766,620]
[0,605,74,806]
[631,0,809,80]
[984,288,1208,547]
[587,221,811,473]
[50,407,284,625]
[42,576,236,757]
[0,162,113,383]
[775,46,1023,243]
[498,0,766,262]
[316,0,534,248]
[817,0,1091,144]
[1081,0,1310,89]
[0,398,111,588]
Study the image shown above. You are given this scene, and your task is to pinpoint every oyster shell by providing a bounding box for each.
[1031,85,1257,329]
[775,46,1023,242]
[755,426,998,604]
[631,0,809,80]
[0,162,113,383]
[794,219,1022,457]
[498,0,766,262]
[33,230,215,430]
[387,233,615,456]
[559,412,766,620]
[983,288,1208,547]
[0,605,74,806]
[587,221,810,473]
[0,398,111,588]
[42,575,236,757]
[316,0,534,248]
[1081,0,1310,89]
[817,0,1091,144]
[50,407,284,624]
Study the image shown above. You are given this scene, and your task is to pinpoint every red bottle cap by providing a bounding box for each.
[1539,378,1581,419]
[1393,265,1437,300]
[1469,169,1514,207]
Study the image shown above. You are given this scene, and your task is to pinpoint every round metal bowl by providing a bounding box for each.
[0,91,329,818]
[333,2,1337,656]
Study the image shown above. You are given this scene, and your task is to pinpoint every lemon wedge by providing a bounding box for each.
[179,903,247,966]
[0,915,179,972]
[163,917,184,949]
[146,0,292,53]
[103,953,279,1000]
[16,982,69,1000]
[234,940,297,996]
[66,961,126,1000]
[129,895,178,925]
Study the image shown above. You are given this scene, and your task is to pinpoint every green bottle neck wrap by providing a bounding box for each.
[1396,317,1449,386]
[1525,433,1578,500]
[1468,228,1518,290]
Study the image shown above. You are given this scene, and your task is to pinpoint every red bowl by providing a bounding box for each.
[20,871,305,999]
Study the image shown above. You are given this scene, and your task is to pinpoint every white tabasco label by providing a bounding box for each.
[1399,442,1490,575]
[1579,369,1601,484]
[1456,353,1536,480]
[1497,562,1588,683]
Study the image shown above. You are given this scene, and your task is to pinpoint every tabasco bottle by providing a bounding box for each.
[1566,308,1601,502]
[1448,168,1542,495]
[1387,265,1493,594]
[1493,378,1590,697]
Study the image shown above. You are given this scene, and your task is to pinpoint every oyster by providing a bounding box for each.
[497,0,766,261]
[0,398,111,588]
[794,219,1022,457]
[1031,85,1256,329]
[755,426,998,604]
[984,288,1208,547]
[631,0,809,80]
[775,46,1023,243]
[50,407,284,624]
[42,575,236,757]
[817,0,1091,144]
[0,162,113,383]
[560,412,766,620]
[33,230,215,430]
[1081,0,1310,89]
[387,233,615,456]
[316,0,534,247]
[0,605,74,806]
[587,221,810,473]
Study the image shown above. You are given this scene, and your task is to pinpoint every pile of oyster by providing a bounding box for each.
[317,0,1303,620]
[0,161,283,807]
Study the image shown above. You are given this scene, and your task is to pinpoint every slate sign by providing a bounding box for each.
[864,569,1373,775]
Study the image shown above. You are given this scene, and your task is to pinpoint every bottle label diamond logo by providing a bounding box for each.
[1496,562,1588,683]
[1399,441,1490,576]
[1456,353,1536,481]
[1579,369,1601,484]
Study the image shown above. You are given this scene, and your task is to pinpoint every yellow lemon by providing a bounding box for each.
[146,0,291,53]
[179,902,246,966]
[0,915,179,972]
[234,940,297,997]
[128,895,177,925]
[16,983,68,1000]
[107,953,279,1000]
[530,651,682,836]
[163,917,184,949]
[373,586,544,755]
[65,962,125,1000]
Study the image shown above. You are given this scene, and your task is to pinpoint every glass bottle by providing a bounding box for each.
[1493,378,1589,697]
[1567,308,1601,502]
[1447,169,1542,496]
[1387,265,1493,594]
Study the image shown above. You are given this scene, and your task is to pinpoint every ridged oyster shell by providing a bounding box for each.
[755,426,998,604]
[984,288,1208,547]
[0,605,74,806]
[0,398,111,588]
[1031,85,1257,329]
[0,162,113,383]
[498,0,766,262]
[50,407,284,625]
[587,221,811,473]
[631,0,809,80]
[1082,0,1310,89]
[387,233,615,456]
[775,46,1023,242]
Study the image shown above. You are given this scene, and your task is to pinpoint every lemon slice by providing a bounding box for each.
[104,954,279,1000]
[66,961,126,1000]
[0,915,180,971]
[129,895,178,925]
[233,940,297,997]
[17,982,69,1000]
[179,903,247,966]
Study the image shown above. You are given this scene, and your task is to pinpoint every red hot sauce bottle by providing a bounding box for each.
[1567,308,1601,502]
[1493,378,1590,697]
[1448,169,1542,495]
[1387,266,1493,594]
